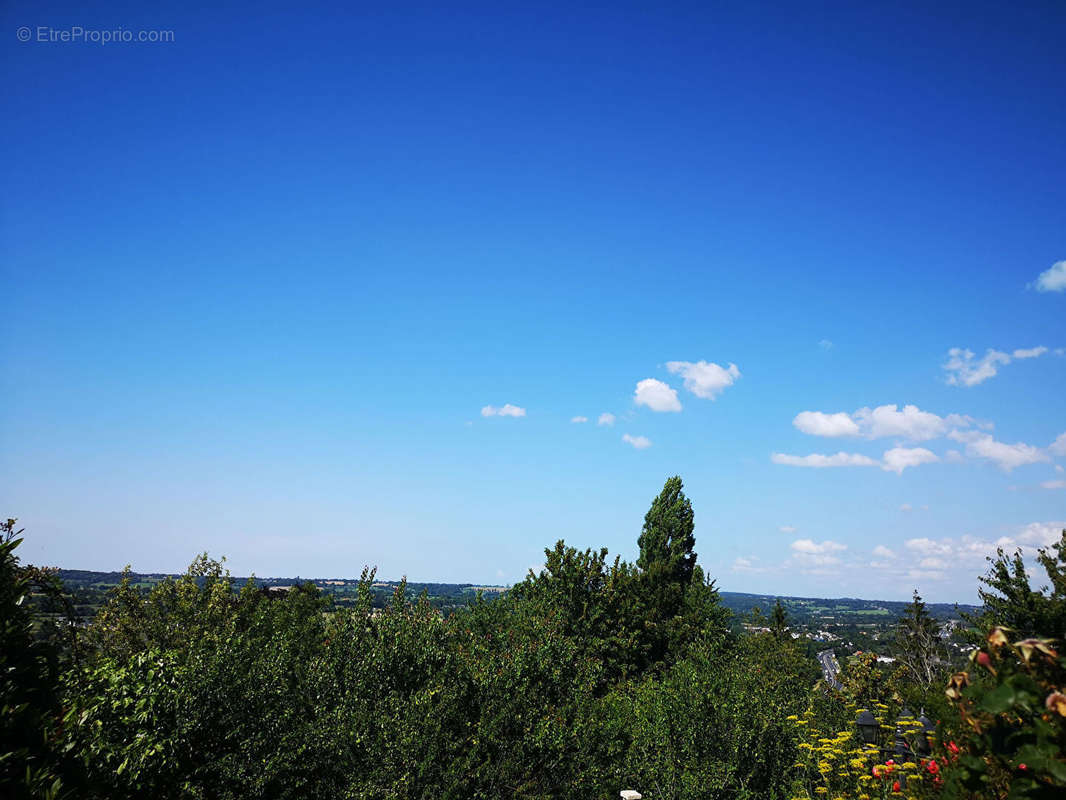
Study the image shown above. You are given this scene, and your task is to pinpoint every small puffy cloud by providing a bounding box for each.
[791,539,847,555]
[949,430,1048,471]
[900,504,913,512]
[570,416,588,423]
[945,449,966,463]
[622,433,652,450]
[634,378,682,412]
[882,446,939,474]
[943,348,1011,386]
[790,538,846,569]
[1040,480,1066,490]
[793,411,860,437]
[1050,433,1066,456]
[481,404,526,418]
[779,525,797,534]
[872,545,896,559]
[666,360,741,400]
[597,413,616,427]
[771,451,879,468]
[731,556,767,573]
[1032,260,1066,292]
[1013,346,1049,359]
[819,339,833,351]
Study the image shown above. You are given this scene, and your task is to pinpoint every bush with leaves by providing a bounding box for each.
[0,519,73,800]
[939,627,1065,799]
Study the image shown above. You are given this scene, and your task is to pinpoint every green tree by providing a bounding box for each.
[771,598,789,640]
[970,529,1066,638]
[895,589,944,690]
[0,519,71,799]
[637,476,696,587]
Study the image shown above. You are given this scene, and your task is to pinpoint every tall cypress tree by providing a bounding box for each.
[637,475,696,587]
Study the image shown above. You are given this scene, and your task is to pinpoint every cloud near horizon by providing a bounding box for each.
[790,538,847,570]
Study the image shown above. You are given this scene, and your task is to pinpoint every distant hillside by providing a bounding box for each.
[55,568,980,623]
[718,590,980,623]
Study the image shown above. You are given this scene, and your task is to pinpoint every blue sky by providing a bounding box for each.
[2,1,1064,602]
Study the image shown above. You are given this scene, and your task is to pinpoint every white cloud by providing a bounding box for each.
[905,537,953,556]
[943,346,1050,387]
[1032,260,1066,292]
[1050,433,1066,456]
[793,411,860,437]
[634,378,682,412]
[1057,464,1065,473]
[779,525,797,534]
[791,539,847,555]
[819,339,833,351]
[907,568,947,581]
[1017,521,1066,548]
[943,347,1011,386]
[570,416,588,423]
[771,451,879,468]
[665,360,741,400]
[622,433,652,450]
[790,538,847,569]
[481,404,526,418]
[793,404,967,441]
[597,413,616,427]
[731,556,767,573]
[949,430,1048,471]
[945,449,966,463]
[1040,480,1066,489]
[857,404,953,441]
[882,446,939,474]
[900,504,913,512]
[872,545,896,559]
[1013,346,1049,359]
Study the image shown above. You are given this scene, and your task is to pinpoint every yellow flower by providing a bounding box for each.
[902,762,917,770]
[786,715,799,721]
[815,788,828,795]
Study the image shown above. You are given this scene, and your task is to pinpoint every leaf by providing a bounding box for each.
[980,683,1017,713]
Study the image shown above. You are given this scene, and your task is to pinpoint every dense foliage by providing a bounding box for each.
[3,488,1064,799]
[2,479,818,799]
